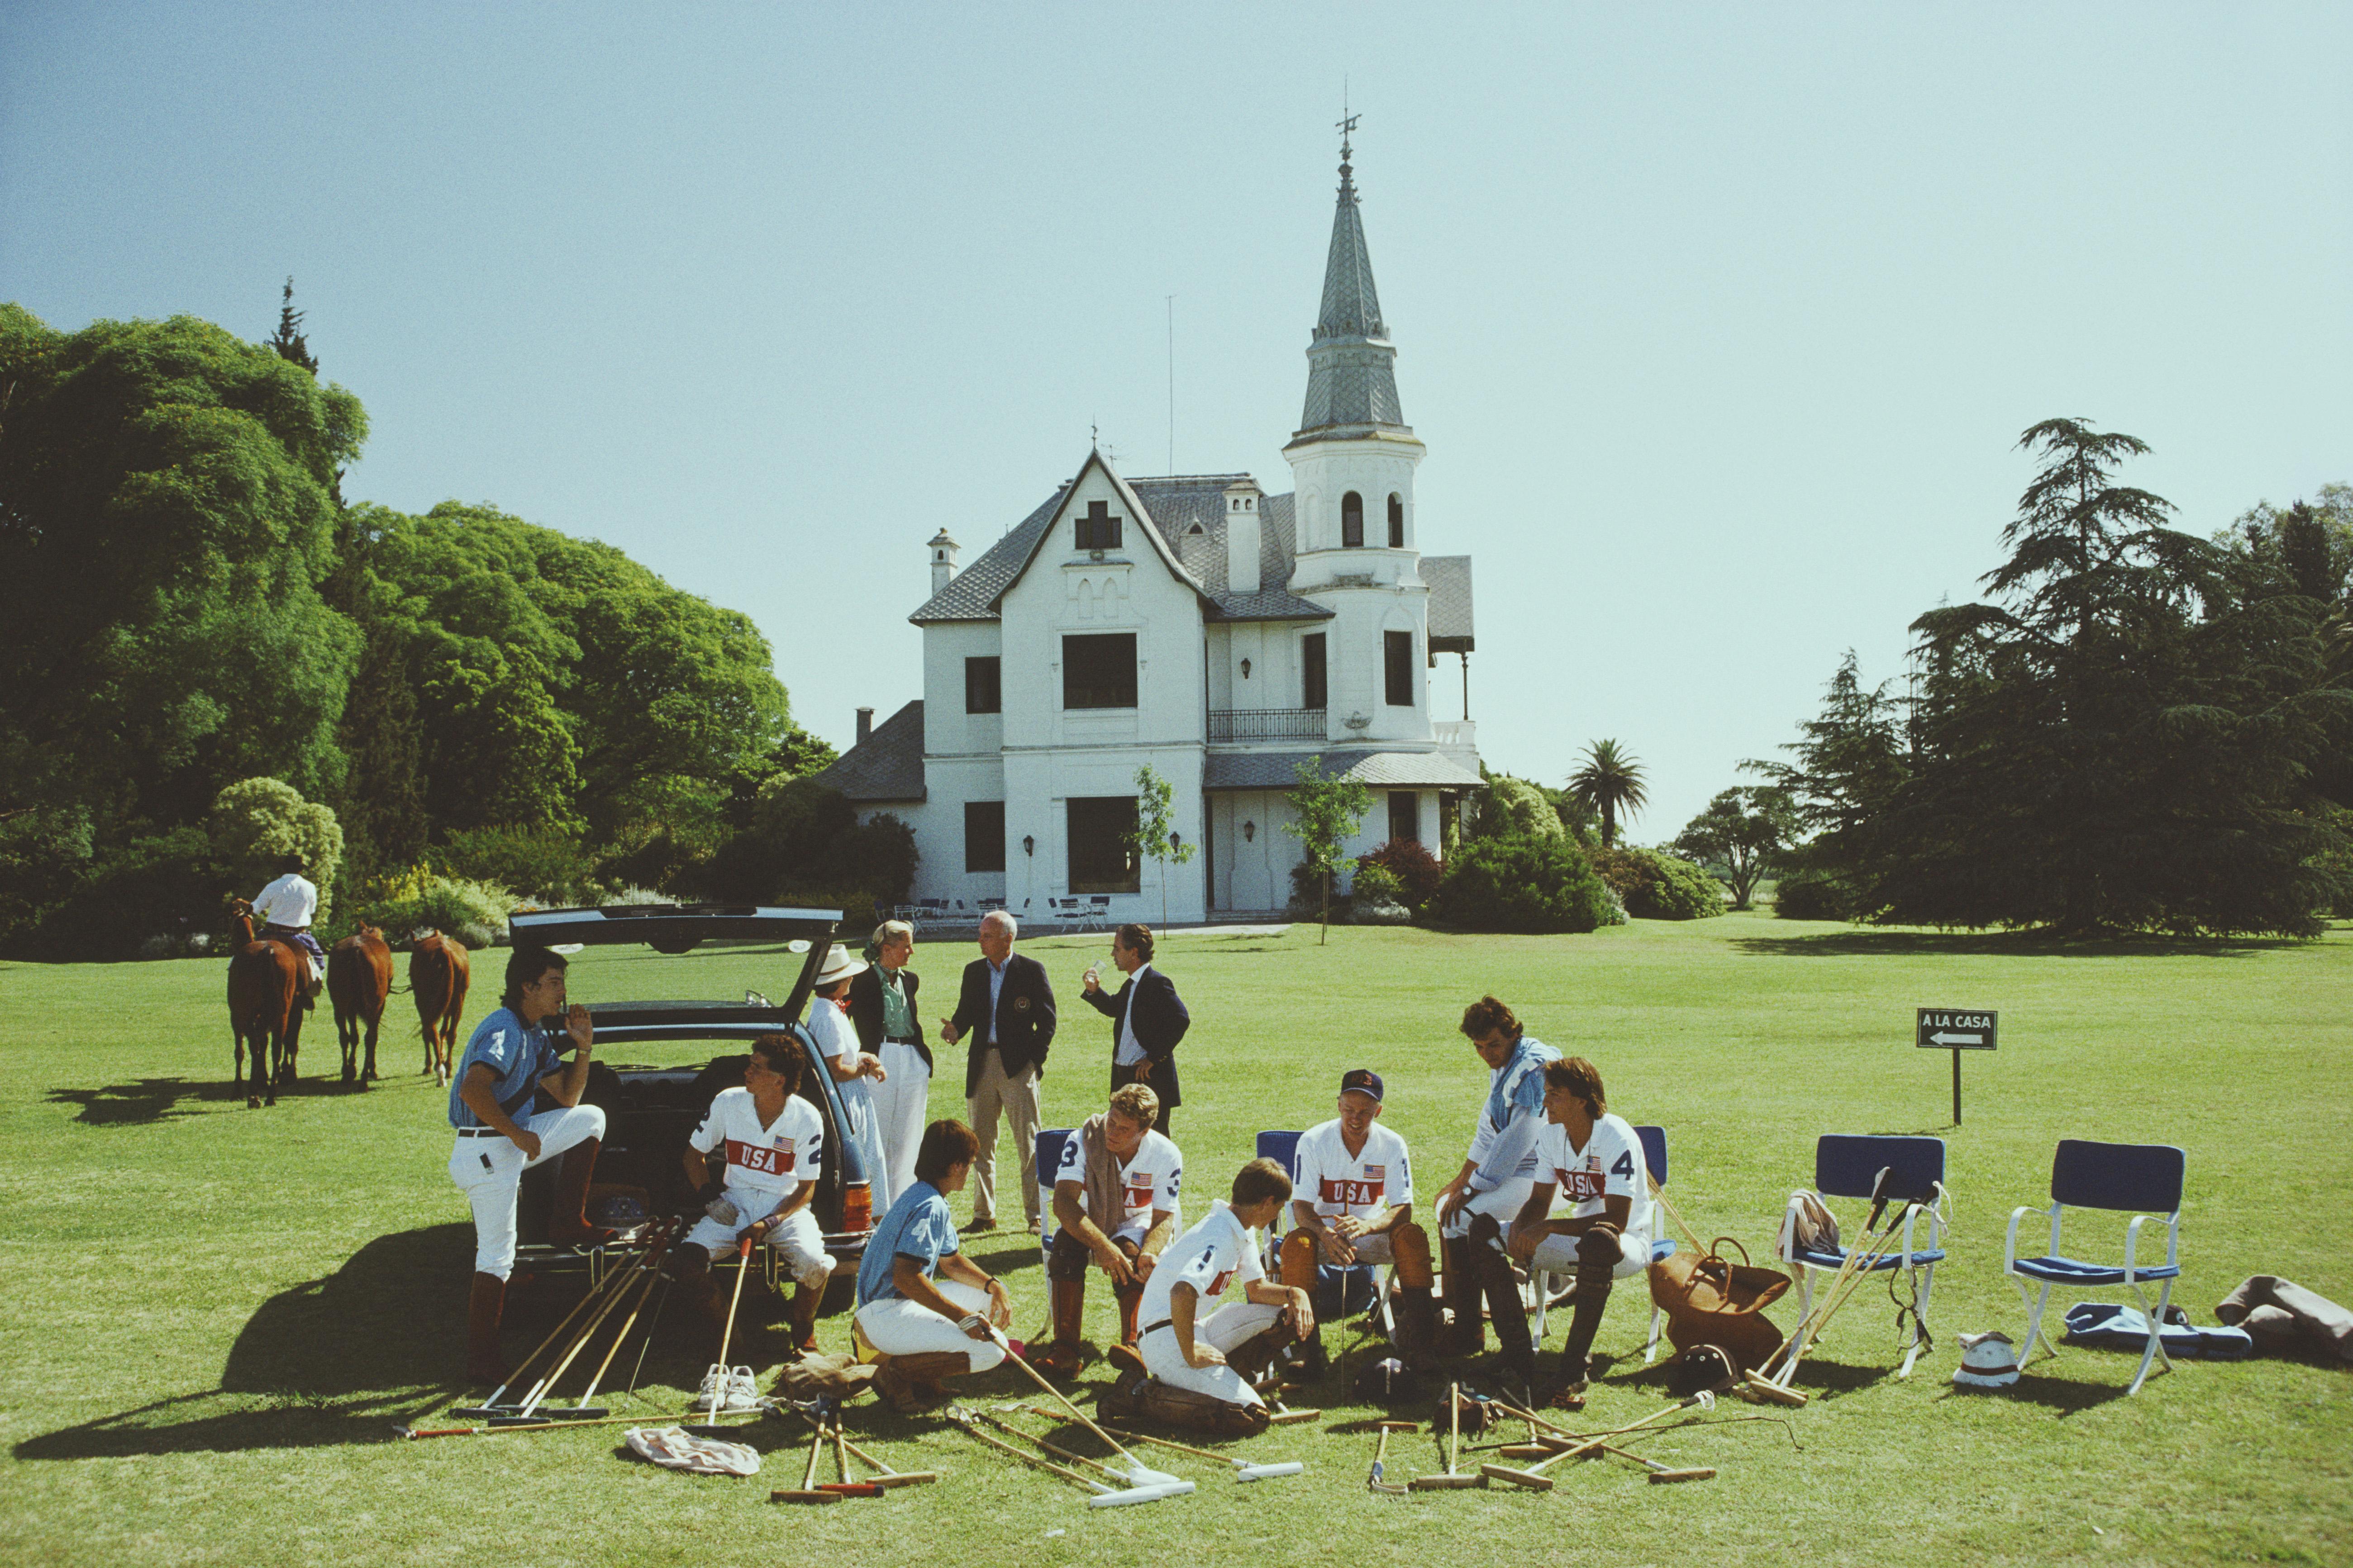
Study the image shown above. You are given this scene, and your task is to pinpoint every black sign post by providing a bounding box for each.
[1916,1008,1998,1125]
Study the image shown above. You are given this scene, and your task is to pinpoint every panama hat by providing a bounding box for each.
[811,943,869,988]
[1952,1330,2020,1388]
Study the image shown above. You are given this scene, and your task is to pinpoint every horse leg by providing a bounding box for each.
[362,1006,381,1084]
[282,1003,305,1087]
[338,1007,356,1084]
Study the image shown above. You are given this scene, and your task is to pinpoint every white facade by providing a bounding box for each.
[820,142,1480,923]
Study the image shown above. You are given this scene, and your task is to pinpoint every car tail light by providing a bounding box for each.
[840,1182,872,1235]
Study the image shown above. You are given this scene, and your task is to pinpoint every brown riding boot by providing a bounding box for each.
[786,1282,825,1357]
[1032,1277,1089,1378]
[1115,1281,1143,1345]
[1224,1325,1294,1389]
[548,1137,619,1248]
[1467,1214,1535,1390]
[872,1350,974,1415]
[466,1272,508,1385]
[1438,1237,1484,1358]
[1392,1284,1439,1370]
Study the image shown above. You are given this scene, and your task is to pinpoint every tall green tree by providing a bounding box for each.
[1567,739,1648,848]
[1673,786,1797,910]
[1126,763,1199,927]
[1882,422,2348,934]
[1745,651,1909,902]
[1281,758,1371,945]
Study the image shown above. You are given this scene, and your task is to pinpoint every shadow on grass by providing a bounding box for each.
[1942,1370,2133,1416]
[1729,928,2306,960]
[46,1069,385,1126]
[19,1224,486,1459]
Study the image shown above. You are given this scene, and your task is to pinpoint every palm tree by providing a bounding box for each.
[1568,739,1648,849]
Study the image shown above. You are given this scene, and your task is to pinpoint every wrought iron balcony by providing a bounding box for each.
[1208,707,1327,743]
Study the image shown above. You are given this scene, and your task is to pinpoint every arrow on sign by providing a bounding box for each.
[1929,1031,1982,1046]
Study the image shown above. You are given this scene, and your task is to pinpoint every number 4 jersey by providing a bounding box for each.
[688,1086,825,1199]
[1536,1111,1652,1247]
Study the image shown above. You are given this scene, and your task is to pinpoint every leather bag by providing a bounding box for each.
[1650,1236,1792,1372]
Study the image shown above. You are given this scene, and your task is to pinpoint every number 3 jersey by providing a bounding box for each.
[1054,1126,1183,1238]
[1291,1119,1414,1223]
[1536,1111,1652,1246]
[689,1086,825,1200]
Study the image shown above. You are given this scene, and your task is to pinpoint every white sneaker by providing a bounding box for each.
[695,1364,763,1414]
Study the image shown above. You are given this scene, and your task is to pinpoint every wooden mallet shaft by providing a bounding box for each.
[1409,1383,1483,1489]
[787,1406,938,1486]
[770,1424,843,1505]
[702,1236,755,1422]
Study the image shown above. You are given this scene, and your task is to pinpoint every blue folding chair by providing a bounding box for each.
[1036,1127,1075,1268]
[1258,1130,1386,1329]
[1768,1135,1948,1386]
[2005,1139,2186,1396]
[1531,1124,1680,1361]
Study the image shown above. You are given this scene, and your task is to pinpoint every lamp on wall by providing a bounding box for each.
[1242,820,1256,842]
[1170,832,1182,851]
[1239,658,1252,679]
[1022,835,1035,857]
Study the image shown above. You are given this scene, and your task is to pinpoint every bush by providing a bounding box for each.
[1357,838,1443,908]
[24,827,219,960]
[434,825,598,905]
[1772,869,1855,921]
[209,777,343,919]
[351,867,519,950]
[698,780,918,909]
[1289,858,1353,922]
[1429,835,1614,933]
[1348,861,1405,908]
[1585,846,1725,920]
[1472,776,1566,841]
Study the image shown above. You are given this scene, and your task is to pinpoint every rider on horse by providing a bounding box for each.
[251,854,327,1003]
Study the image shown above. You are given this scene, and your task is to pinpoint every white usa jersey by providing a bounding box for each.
[1055,1127,1184,1233]
[1538,1112,1652,1247]
[1292,1120,1414,1222]
[688,1087,825,1199]
[1139,1200,1262,1326]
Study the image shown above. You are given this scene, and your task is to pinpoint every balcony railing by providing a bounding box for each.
[1208,707,1326,743]
[1434,719,1477,750]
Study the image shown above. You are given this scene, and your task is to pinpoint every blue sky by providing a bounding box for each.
[4,3,2347,837]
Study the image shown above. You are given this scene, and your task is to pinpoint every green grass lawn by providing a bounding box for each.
[4,912,2349,1567]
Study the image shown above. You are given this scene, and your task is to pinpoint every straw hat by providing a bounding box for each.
[1952,1330,2020,1388]
[811,943,869,988]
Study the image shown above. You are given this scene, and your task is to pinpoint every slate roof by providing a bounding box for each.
[1203,749,1484,791]
[909,468,1333,626]
[812,699,925,802]
[1298,143,1407,436]
[1424,555,1474,652]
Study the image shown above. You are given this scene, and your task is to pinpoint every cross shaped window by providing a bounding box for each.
[1075,499,1123,551]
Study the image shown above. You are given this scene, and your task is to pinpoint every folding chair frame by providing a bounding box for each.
[1769,1135,1947,1387]
[2003,1140,2184,1398]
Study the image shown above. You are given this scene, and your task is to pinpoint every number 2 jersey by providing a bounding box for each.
[1053,1126,1183,1239]
[1138,1199,1262,1327]
[688,1086,825,1201]
[1291,1119,1414,1223]
[1535,1111,1653,1247]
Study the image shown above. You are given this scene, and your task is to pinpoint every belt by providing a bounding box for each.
[1139,1319,1174,1338]
[456,1127,503,1138]
[884,1036,920,1045]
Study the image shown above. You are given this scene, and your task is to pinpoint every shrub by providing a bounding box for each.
[1357,838,1443,908]
[26,827,218,960]
[1473,775,1566,841]
[351,867,519,950]
[1289,858,1353,922]
[209,777,344,920]
[1585,846,1725,921]
[434,825,598,905]
[1429,835,1614,933]
[1348,861,1406,908]
[1772,869,1856,921]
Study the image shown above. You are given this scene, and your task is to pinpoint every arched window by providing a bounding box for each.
[1386,493,1404,547]
[1341,491,1364,548]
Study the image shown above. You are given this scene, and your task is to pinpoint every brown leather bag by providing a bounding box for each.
[1650,1236,1792,1372]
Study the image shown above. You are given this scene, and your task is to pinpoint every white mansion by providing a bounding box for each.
[819,139,1481,923]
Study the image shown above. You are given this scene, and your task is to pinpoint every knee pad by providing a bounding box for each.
[1577,1222,1624,1268]
[1046,1231,1091,1283]
[1389,1222,1435,1288]
[1278,1230,1319,1289]
[1103,1370,1270,1436]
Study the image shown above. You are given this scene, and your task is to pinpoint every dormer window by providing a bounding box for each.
[1342,491,1364,548]
[1076,499,1122,551]
[1388,493,1404,548]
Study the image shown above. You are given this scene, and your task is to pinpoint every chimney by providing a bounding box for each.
[855,707,874,745]
[1223,479,1262,595]
[928,528,960,594]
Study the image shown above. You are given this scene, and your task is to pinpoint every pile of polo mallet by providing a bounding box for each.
[940,1342,1197,1506]
[1758,1164,1948,1388]
[400,1218,700,1440]
[771,1398,940,1504]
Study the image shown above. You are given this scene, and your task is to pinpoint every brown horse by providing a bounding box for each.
[226,898,304,1108]
[410,932,471,1087]
[328,922,394,1086]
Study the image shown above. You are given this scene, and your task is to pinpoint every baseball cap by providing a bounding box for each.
[1339,1069,1384,1102]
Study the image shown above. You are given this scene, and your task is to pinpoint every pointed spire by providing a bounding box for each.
[1298,120,1406,437]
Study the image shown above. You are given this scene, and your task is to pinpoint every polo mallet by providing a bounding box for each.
[1086,1416,1304,1482]
[1480,1440,1586,1491]
[1548,1388,1726,1458]
[1364,1419,1414,1493]
[787,1405,939,1487]
[700,1236,755,1423]
[621,1276,673,1406]
[574,1221,680,1413]
[998,1332,1187,1492]
[1766,1170,1920,1383]
[974,1408,1196,1497]
[1408,1382,1484,1489]
[395,1408,756,1440]
[514,1232,672,1419]
[452,1228,651,1417]
[770,1423,844,1505]
[1588,1440,1715,1484]
[948,1407,1185,1507]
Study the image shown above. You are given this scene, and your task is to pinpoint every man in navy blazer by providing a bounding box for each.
[939,910,1057,1230]
[1081,922,1188,1135]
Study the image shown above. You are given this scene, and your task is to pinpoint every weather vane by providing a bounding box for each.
[1337,84,1358,163]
